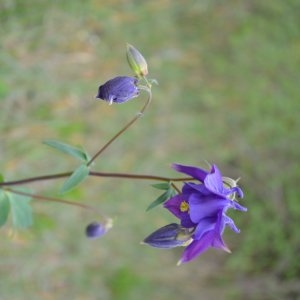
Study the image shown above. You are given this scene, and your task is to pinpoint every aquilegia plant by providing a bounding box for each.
[0,44,246,265]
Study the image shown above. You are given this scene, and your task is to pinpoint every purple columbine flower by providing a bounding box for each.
[163,163,247,264]
[96,76,139,105]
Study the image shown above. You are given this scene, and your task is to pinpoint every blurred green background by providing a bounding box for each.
[1,0,300,299]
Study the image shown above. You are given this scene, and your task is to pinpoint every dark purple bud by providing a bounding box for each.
[143,223,193,249]
[85,219,113,239]
[96,76,139,105]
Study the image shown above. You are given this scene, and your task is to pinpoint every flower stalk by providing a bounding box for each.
[88,77,152,167]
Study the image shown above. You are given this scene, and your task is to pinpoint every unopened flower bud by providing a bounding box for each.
[142,223,193,249]
[96,76,139,105]
[126,43,148,77]
[85,219,113,239]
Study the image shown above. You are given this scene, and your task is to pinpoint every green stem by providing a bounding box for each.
[87,88,152,167]
[171,182,181,194]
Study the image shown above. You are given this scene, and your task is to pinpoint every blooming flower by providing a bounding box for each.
[96,76,139,105]
[163,163,247,264]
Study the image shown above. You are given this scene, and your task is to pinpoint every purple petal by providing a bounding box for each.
[172,163,208,182]
[178,213,231,263]
[189,193,230,223]
[193,216,217,240]
[178,238,211,264]
[163,194,184,219]
[229,200,247,212]
[164,194,195,228]
[204,165,225,194]
[211,232,230,252]
[223,215,240,233]
[183,182,212,196]
[193,211,226,242]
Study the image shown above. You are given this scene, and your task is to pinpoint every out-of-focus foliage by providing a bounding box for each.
[0,0,299,299]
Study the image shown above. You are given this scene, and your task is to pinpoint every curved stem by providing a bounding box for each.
[0,171,193,187]
[87,89,152,167]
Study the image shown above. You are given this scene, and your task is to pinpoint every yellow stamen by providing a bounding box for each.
[180,201,189,213]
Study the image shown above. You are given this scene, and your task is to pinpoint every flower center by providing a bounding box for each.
[180,201,189,213]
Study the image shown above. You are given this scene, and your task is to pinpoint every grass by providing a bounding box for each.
[1,0,300,299]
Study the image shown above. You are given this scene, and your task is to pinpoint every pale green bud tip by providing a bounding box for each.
[126,43,148,77]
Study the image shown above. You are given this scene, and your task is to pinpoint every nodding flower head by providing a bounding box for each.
[161,163,247,264]
[96,76,139,105]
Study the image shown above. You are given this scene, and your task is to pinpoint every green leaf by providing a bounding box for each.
[0,190,10,227]
[43,139,89,162]
[147,184,177,211]
[151,183,170,190]
[8,192,33,229]
[0,174,4,182]
[166,186,177,199]
[60,164,89,194]
[146,191,169,212]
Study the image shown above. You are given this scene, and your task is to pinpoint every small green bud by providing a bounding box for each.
[126,43,148,78]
